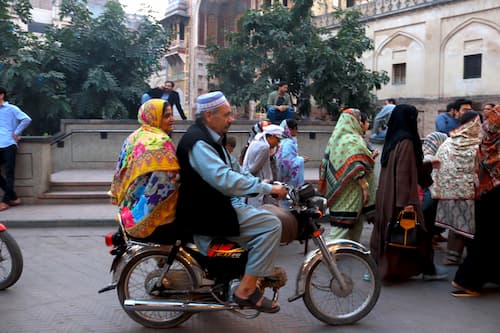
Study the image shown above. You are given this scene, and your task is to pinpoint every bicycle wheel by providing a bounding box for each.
[303,248,381,325]
[117,248,198,328]
[0,230,23,290]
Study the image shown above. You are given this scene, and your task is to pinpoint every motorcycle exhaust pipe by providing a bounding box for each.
[124,299,236,312]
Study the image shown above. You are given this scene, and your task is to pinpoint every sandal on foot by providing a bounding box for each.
[451,281,480,297]
[8,198,21,206]
[451,289,480,297]
[0,202,9,211]
[233,288,280,313]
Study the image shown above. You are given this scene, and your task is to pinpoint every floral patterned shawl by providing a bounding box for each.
[109,99,180,238]
[476,105,500,197]
[431,116,482,200]
[276,120,304,187]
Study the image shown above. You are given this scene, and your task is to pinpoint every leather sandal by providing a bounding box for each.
[0,202,9,211]
[233,288,280,313]
[451,281,480,297]
[8,198,21,206]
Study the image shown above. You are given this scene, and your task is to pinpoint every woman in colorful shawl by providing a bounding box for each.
[369,104,446,281]
[319,108,376,242]
[276,119,305,187]
[421,131,449,243]
[109,99,180,240]
[431,112,483,265]
[452,105,500,296]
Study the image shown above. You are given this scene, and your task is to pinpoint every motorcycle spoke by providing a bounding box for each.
[303,250,380,325]
[118,251,197,328]
[310,260,372,315]
[0,230,23,290]
[0,243,12,278]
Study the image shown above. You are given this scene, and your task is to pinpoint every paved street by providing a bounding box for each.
[1,226,499,333]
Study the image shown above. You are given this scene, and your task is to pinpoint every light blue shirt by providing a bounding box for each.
[140,93,151,104]
[141,92,171,104]
[435,112,459,135]
[372,104,395,134]
[188,127,272,207]
[0,101,31,148]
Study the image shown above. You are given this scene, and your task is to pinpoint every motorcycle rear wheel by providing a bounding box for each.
[303,248,380,325]
[0,230,23,290]
[117,248,198,328]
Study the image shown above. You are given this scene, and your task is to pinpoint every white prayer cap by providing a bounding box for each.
[196,91,228,114]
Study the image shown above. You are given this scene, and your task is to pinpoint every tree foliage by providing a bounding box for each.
[0,0,31,58]
[0,0,68,135]
[207,0,319,107]
[0,0,170,135]
[207,0,388,118]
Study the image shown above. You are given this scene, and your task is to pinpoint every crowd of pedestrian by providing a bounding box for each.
[215,95,500,297]
[364,98,499,297]
[111,86,500,299]
[3,79,498,302]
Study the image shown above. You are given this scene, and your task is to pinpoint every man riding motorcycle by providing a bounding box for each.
[176,91,288,313]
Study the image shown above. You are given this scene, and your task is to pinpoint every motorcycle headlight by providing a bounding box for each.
[297,183,315,201]
[306,196,327,215]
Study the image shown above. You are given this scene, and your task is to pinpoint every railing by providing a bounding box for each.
[50,128,334,146]
[313,0,459,28]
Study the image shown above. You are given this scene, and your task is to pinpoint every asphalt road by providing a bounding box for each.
[1,226,499,333]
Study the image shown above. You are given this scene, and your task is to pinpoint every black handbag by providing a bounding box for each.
[386,206,419,249]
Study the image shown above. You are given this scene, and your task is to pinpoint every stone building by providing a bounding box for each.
[159,1,299,119]
[314,0,500,134]
[18,1,500,131]
[161,0,500,133]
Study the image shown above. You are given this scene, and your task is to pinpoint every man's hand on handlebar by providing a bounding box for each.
[270,184,288,200]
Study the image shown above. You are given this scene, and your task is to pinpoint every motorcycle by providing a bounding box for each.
[0,222,23,290]
[99,183,381,328]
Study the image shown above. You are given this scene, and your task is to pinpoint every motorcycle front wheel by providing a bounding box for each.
[303,248,380,325]
[117,248,198,329]
[0,230,23,290]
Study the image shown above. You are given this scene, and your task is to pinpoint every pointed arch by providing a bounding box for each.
[441,17,500,51]
[373,31,424,70]
[439,17,500,96]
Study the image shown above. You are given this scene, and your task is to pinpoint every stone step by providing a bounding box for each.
[40,168,319,203]
[49,184,111,192]
[50,169,114,184]
[39,169,114,203]
[38,191,110,204]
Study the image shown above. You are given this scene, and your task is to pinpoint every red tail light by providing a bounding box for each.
[104,232,114,247]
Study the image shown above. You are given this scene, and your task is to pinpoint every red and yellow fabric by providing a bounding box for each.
[109,99,180,238]
[476,105,500,198]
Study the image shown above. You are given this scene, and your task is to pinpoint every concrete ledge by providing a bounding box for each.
[0,203,117,228]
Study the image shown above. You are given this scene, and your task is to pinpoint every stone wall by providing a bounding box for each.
[7,119,337,203]
[9,137,53,204]
[50,119,335,171]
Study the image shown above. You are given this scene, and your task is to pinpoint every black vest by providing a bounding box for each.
[176,122,239,237]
